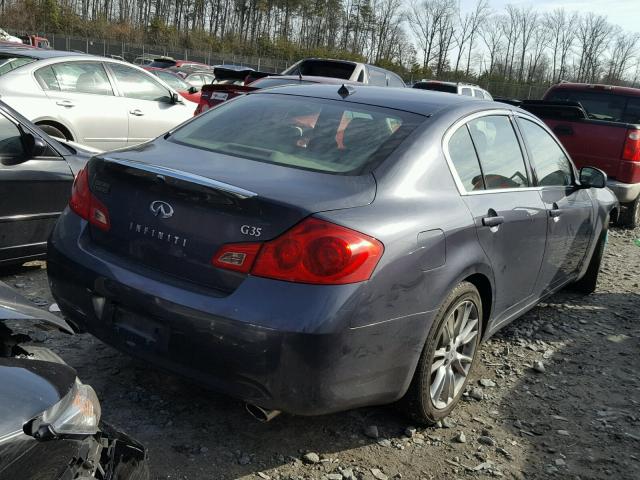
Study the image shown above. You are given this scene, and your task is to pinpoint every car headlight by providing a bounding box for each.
[27,379,101,439]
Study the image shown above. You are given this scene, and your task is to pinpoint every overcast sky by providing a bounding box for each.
[459,0,640,34]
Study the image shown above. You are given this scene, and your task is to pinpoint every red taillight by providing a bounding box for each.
[622,129,640,162]
[212,218,384,284]
[69,167,111,231]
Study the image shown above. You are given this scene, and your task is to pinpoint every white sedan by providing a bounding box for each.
[0,46,194,150]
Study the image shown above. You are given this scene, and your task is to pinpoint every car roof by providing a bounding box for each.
[254,84,495,116]
[547,82,640,97]
[0,46,86,59]
[264,75,360,85]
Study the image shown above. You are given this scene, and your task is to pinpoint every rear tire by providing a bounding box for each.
[399,282,483,425]
[617,195,640,228]
[36,123,71,141]
[571,224,607,294]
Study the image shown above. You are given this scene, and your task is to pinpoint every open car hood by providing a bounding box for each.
[0,281,73,334]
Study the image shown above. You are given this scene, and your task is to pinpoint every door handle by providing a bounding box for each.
[482,215,505,227]
[549,202,564,218]
[553,124,574,136]
[56,100,75,108]
[129,109,144,116]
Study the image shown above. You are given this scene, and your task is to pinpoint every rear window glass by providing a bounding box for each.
[413,82,457,94]
[546,90,627,122]
[285,60,356,80]
[169,94,424,175]
[148,59,177,68]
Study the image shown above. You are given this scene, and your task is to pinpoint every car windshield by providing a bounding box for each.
[0,55,36,75]
[546,90,627,121]
[154,71,190,91]
[249,78,315,89]
[169,93,424,175]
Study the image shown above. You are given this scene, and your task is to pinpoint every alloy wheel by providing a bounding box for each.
[429,299,480,410]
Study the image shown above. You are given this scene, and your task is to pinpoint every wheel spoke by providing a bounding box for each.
[430,366,446,402]
[433,347,447,359]
[446,367,455,402]
[458,319,479,345]
[457,353,473,364]
[431,357,446,374]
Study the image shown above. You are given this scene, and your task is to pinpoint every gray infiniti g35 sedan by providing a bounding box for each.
[47,85,617,424]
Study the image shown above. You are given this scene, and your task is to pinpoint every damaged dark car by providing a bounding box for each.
[0,281,148,479]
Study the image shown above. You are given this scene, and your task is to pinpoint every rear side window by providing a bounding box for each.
[473,89,484,98]
[50,62,113,96]
[448,126,484,191]
[169,94,424,175]
[461,88,473,96]
[467,116,529,189]
[368,67,388,87]
[387,73,405,88]
[518,118,573,186]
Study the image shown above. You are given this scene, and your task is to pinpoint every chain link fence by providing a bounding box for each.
[23,32,552,99]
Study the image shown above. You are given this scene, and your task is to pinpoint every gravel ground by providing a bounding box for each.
[2,226,639,480]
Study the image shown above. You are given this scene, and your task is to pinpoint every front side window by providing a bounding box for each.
[461,88,473,96]
[109,63,171,101]
[169,93,424,175]
[49,62,113,96]
[368,67,388,87]
[448,125,484,191]
[0,115,24,159]
[473,89,484,98]
[0,56,36,76]
[518,118,573,186]
[467,115,529,189]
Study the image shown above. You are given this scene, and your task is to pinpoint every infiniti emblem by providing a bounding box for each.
[149,200,174,219]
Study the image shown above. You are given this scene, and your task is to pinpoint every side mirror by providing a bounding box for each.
[170,92,181,104]
[579,166,607,189]
[24,133,48,157]
[188,86,199,94]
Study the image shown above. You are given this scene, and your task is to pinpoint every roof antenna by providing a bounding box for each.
[338,84,353,98]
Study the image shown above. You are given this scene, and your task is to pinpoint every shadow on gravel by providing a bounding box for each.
[491,291,640,480]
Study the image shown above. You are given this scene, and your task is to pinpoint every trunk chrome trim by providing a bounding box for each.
[102,157,258,199]
[0,212,61,222]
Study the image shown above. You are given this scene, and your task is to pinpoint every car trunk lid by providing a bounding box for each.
[86,142,375,293]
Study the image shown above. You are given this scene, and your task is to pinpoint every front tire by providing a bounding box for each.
[400,282,483,425]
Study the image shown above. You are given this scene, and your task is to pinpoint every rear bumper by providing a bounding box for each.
[47,211,431,415]
[607,179,640,203]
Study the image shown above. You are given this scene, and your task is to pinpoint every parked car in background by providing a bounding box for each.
[0,46,193,150]
[0,100,97,265]
[166,67,215,88]
[149,68,201,103]
[282,58,405,87]
[518,83,640,227]
[0,28,22,43]
[0,281,149,479]
[145,57,210,71]
[194,74,358,114]
[48,86,615,424]
[413,80,493,100]
[133,53,160,66]
[20,35,50,48]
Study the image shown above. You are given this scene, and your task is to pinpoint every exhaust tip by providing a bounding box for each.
[245,403,281,422]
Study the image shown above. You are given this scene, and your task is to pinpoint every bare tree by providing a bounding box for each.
[605,31,640,84]
[463,0,489,76]
[480,14,504,76]
[406,0,456,71]
[576,13,613,82]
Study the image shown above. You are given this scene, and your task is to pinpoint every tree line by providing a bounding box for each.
[1,0,639,86]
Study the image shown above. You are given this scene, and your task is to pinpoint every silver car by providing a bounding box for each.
[0,47,193,150]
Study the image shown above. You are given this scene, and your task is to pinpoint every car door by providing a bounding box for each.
[35,61,128,150]
[106,62,192,146]
[446,112,548,320]
[0,112,73,264]
[515,115,594,292]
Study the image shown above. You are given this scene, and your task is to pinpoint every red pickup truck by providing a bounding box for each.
[522,83,640,227]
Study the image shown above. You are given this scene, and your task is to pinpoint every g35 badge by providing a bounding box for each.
[241,225,262,237]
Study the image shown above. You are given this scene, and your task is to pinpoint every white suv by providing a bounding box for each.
[413,80,493,100]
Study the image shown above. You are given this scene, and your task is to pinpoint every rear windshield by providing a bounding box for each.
[285,60,356,80]
[0,55,36,76]
[545,89,637,122]
[414,82,457,94]
[249,78,315,89]
[169,93,424,175]
[148,59,177,68]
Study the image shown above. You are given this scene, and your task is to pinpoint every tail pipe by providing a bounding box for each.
[245,403,281,422]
